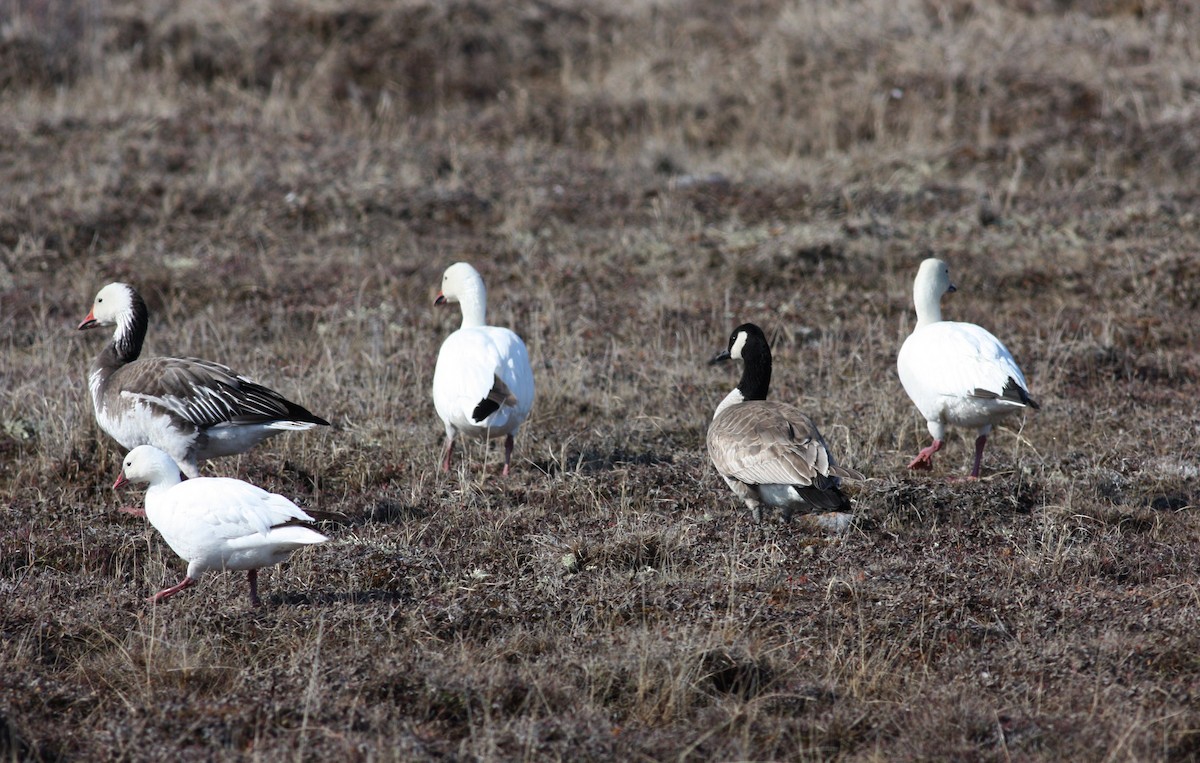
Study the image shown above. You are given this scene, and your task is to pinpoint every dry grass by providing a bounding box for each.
[3,0,1200,759]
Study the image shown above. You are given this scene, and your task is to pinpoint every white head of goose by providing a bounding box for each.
[707,323,863,527]
[896,258,1039,479]
[79,283,329,478]
[431,262,535,476]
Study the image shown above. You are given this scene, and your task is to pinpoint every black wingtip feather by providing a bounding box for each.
[1002,376,1040,410]
[473,399,501,422]
[243,377,330,425]
[795,483,852,512]
[287,402,330,426]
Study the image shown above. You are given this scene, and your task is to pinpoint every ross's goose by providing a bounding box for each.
[432,263,535,476]
[79,283,329,478]
[897,258,1040,478]
[708,323,863,526]
[115,444,328,606]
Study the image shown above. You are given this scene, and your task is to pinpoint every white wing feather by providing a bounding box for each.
[899,321,1027,399]
[160,477,317,541]
[433,326,534,436]
[898,320,1034,434]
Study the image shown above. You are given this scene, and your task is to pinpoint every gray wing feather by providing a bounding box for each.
[114,357,320,428]
[708,401,861,487]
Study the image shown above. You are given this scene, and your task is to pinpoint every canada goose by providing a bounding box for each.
[897,258,1039,478]
[432,262,535,476]
[114,445,328,606]
[708,323,863,525]
[79,283,329,478]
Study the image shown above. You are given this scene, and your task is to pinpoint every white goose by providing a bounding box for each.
[79,283,329,478]
[708,323,863,526]
[432,262,535,476]
[115,444,328,606]
[897,258,1039,478]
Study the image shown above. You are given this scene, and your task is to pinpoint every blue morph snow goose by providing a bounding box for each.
[897,258,1039,478]
[432,262,535,476]
[115,445,328,606]
[708,323,863,526]
[79,283,329,478]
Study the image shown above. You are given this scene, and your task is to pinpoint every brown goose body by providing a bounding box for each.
[708,400,862,521]
[707,323,863,525]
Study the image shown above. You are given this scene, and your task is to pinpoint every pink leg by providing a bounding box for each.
[502,434,514,477]
[118,506,146,517]
[247,569,262,608]
[908,439,943,470]
[149,576,196,603]
[968,434,988,480]
[440,436,455,472]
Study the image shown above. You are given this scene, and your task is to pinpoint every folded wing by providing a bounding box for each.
[708,401,861,488]
[171,477,322,542]
[902,321,1035,407]
[117,357,329,429]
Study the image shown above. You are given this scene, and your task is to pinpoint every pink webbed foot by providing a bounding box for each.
[148,576,196,603]
[907,439,944,471]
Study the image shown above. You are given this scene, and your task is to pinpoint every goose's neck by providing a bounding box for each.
[147,473,183,497]
[714,353,771,418]
[458,281,488,329]
[913,281,944,329]
[149,475,181,491]
[111,300,148,363]
[736,352,771,402]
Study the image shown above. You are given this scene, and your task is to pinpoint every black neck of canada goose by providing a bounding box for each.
[737,334,772,401]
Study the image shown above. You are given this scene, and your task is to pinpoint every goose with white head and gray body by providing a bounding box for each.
[78,283,329,478]
[707,323,863,527]
[897,258,1039,478]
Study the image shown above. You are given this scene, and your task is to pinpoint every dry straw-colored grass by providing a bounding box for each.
[2,0,1200,760]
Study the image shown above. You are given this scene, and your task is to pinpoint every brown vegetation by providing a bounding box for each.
[2,0,1199,759]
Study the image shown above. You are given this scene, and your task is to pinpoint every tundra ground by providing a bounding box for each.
[2,2,1199,760]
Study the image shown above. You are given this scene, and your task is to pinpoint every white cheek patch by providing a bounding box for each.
[730,331,748,360]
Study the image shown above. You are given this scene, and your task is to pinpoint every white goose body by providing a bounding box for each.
[116,445,328,606]
[897,258,1039,477]
[80,283,329,478]
[898,321,1032,431]
[432,263,535,475]
[434,327,532,439]
[708,323,863,526]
